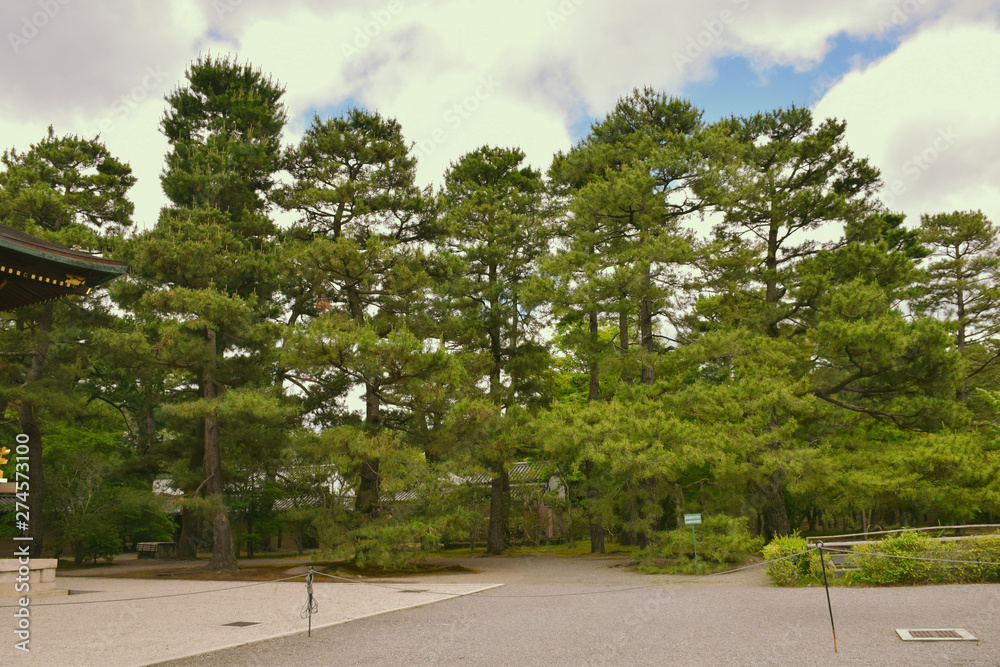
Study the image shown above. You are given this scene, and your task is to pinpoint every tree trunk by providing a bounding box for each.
[175,506,200,559]
[619,309,632,384]
[355,458,381,516]
[955,256,968,401]
[760,472,790,541]
[18,403,44,558]
[204,328,237,571]
[19,303,53,558]
[588,310,600,402]
[487,468,509,554]
[764,217,784,338]
[584,460,605,554]
[143,398,156,455]
[584,312,606,553]
[638,477,658,547]
[355,381,382,516]
[639,269,655,386]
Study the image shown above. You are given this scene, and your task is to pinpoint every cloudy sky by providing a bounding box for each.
[1,0,998,231]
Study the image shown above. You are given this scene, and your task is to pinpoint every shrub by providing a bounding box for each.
[849,530,1000,585]
[348,518,444,569]
[956,534,1000,582]
[849,530,937,585]
[643,514,764,568]
[117,488,176,549]
[762,534,810,586]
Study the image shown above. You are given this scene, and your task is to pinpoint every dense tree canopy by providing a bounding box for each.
[2,58,998,567]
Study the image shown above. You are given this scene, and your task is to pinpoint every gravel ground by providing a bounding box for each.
[157,555,1000,666]
[1,566,496,667]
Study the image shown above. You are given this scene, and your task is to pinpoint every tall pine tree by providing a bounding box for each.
[125,56,287,570]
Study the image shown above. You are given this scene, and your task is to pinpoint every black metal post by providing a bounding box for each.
[817,541,837,653]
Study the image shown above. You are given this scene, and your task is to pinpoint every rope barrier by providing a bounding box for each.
[440,547,820,600]
[311,570,455,594]
[12,543,996,653]
[0,573,307,608]
[0,548,838,648]
[822,546,1000,567]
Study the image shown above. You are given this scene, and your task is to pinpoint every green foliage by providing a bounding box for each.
[849,531,1000,585]
[641,514,763,567]
[849,530,934,584]
[42,422,173,564]
[117,488,176,548]
[762,534,810,586]
[344,518,445,569]
[4,73,998,574]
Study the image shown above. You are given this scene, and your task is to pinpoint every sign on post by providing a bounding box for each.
[684,514,702,573]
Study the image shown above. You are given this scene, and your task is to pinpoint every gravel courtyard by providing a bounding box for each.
[157,554,1000,666]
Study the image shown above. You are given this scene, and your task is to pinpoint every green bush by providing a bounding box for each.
[643,514,763,568]
[348,518,444,569]
[763,530,1000,586]
[849,530,935,585]
[809,549,837,581]
[117,488,176,549]
[849,531,1000,585]
[762,534,810,586]
[957,535,1000,582]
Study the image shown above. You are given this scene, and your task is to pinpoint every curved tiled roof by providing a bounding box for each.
[0,223,127,311]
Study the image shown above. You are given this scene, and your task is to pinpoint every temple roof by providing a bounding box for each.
[0,222,127,311]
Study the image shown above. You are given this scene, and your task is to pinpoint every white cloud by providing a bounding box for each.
[728,0,946,69]
[814,16,1000,224]
[0,0,995,232]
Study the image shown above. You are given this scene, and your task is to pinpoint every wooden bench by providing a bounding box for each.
[136,542,176,559]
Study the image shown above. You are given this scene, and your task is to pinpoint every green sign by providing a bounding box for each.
[683,513,702,526]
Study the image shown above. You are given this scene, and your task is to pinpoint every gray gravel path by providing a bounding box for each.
[157,555,1000,666]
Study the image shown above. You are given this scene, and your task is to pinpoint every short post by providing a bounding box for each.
[304,566,316,637]
[684,513,702,574]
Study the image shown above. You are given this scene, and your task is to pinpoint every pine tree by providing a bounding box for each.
[437,146,550,554]
[915,210,1000,402]
[696,106,881,539]
[125,56,288,570]
[0,127,135,556]
[277,108,437,517]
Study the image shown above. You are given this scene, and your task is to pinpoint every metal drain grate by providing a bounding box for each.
[896,628,977,641]
[222,621,260,627]
[399,589,427,593]
[912,630,961,639]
